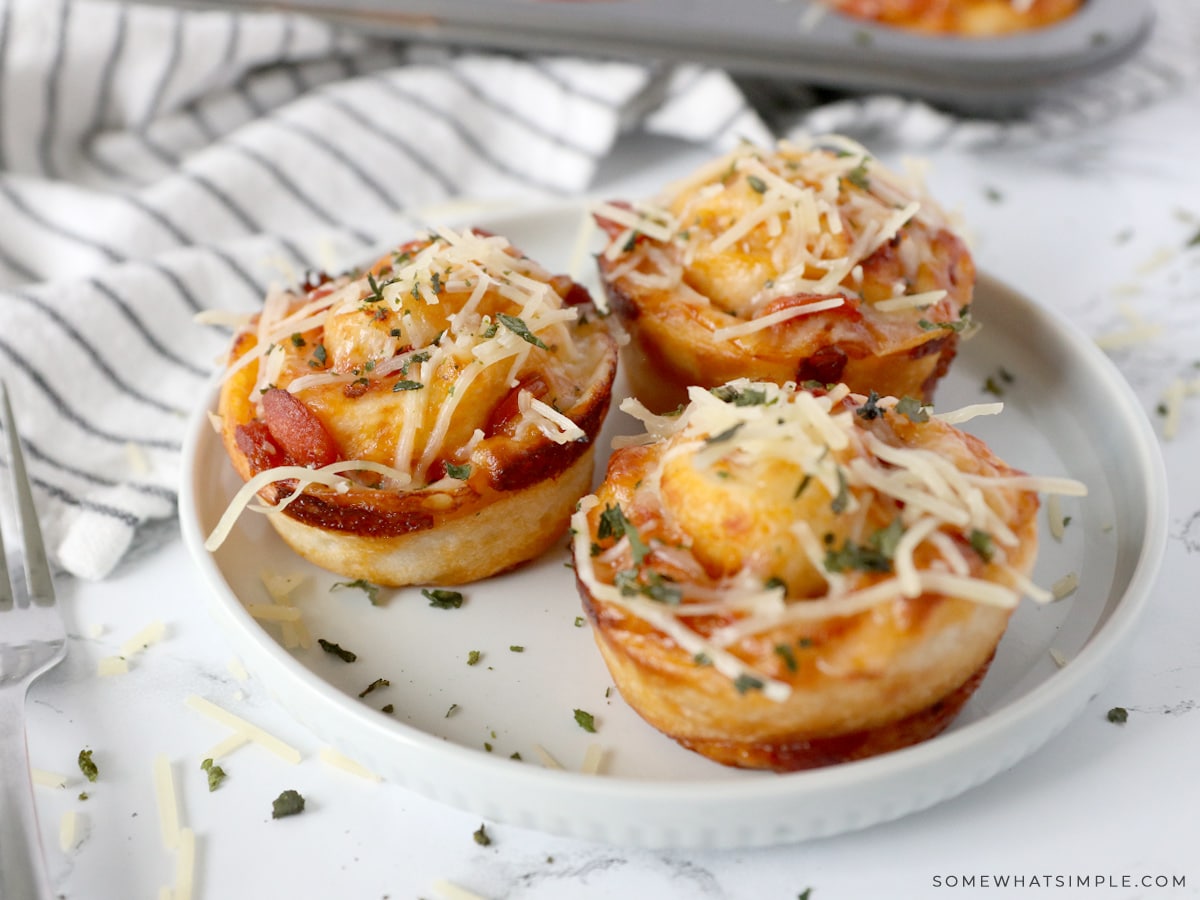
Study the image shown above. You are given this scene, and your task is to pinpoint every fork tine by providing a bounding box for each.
[0,381,54,604]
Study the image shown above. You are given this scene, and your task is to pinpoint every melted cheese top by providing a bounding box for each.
[230,228,604,482]
[573,380,1087,700]
[595,137,973,342]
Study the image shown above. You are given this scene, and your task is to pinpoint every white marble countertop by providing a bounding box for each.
[25,72,1200,900]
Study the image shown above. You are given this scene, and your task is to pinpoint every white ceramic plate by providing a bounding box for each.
[179,203,1167,849]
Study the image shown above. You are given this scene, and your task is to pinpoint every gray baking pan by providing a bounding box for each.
[166,0,1155,110]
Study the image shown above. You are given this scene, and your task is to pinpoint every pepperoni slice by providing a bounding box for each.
[260,388,341,467]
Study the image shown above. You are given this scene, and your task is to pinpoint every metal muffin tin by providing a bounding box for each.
[179,0,1156,110]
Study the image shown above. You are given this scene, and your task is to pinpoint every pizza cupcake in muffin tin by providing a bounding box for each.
[825,0,1082,37]
[207,227,618,587]
[593,137,975,414]
[571,379,1085,771]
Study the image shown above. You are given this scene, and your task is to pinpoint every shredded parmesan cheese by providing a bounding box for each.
[185,695,302,764]
[153,754,180,851]
[32,768,68,789]
[227,657,249,681]
[533,744,564,770]
[174,828,196,900]
[431,880,489,900]
[120,620,167,657]
[318,747,383,782]
[98,656,129,677]
[244,604,304,623]
[1161,377,1186,440]
[1052,571,1080,600]
[59,810,78,853]
[580,743,605,775]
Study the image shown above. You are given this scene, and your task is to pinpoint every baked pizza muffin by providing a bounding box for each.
[572,379,1085,771]
[593,137,975,413]
[826,0,1081,36]
[207,227,618,586]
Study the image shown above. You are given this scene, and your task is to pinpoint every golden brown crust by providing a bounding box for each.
[271,446,597,586]
[573,382,1041,771]
[214,229,618,585]
[594,142,976,413]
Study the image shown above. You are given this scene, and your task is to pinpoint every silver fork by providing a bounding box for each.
[0,381,66,900]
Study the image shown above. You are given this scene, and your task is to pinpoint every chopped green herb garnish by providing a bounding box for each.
[358,678,390,698]
[830,468,850,514]
[78,791,89,801]
[392,379,424,392]
[711,384,770,406]
[774,644,798,672]
[365,272,387,303]
[824,538,892,574]
[969,529,995,562]
[597,503,650,563]
[694,653,712,666]
[423,588,464,609]
[706,422,744,445]
[200,758,227,792]
[1107,706,1129,724]
[746,174,768,194]
[317,638,357,663]
[289,333,306,348]
[733,674,765,694]
[1188,227,1200,248]
[794,474,813,499]
[381,704,394,714]
[764,575,787,593]
[78,749,98,783]
[399,350,430,375]
[445,703,459,718]
[855,390,884,420]
[444,462,471,480]
[844,159,871,190]
[509,645,525,653]
[983,375,1005,397]
[465,650,482,667]
[473,823,491,846]
[918,318,969,333]
[510,752,522,761]
[271,789,305,819]
[871,518,904,559]
[574,616,585,627]
[894,396,930,423]
[309,344,327,367]
[984,186,1004,204]
[497,313,548,350]
[331,578,382,606]
[573,709,597,733]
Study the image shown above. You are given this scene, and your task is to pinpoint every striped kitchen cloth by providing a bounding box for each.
[0,0,769,580]
[2,0,1195,581]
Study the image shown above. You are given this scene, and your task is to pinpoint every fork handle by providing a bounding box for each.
[0,688,55,900]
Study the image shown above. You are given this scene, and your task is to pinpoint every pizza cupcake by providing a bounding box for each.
[572,379,1085,771]
[593,137,975,413]
[207,227,617,586]
[826,0,1082,37]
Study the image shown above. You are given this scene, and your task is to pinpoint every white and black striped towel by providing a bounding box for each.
[0,0,1194,580]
